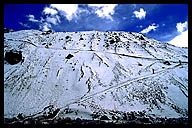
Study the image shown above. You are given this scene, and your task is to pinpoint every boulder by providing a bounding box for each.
[5,50,22,65]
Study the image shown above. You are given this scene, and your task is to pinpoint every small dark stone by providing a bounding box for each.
[163,61,171,65]
[109,39,115,44]
[46,30,52,34]
[79,37,84,40]
[66,54,74,59]
[65,36,70,39]
[139,36,145,40]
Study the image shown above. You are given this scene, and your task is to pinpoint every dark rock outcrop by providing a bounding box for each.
[5,50,22,65]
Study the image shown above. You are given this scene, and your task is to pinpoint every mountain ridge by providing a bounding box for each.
[4,30,188,124]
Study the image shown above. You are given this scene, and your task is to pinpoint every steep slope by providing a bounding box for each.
[4,30,188,123]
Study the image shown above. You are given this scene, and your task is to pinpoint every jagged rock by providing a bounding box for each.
[17,113,24,120]
[66,54,74,59]
[4,50,22,65]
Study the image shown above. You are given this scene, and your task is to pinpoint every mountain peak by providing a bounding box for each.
[4,29,188,124]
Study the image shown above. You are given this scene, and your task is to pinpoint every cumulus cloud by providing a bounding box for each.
[50,4,78,21]
[26,14,39,22]
[133,8,146,20]
[169,30,188,47]
[46,17,57,25]
[140,23,159,34]
[88,4,117,21]
[43,7,58,15]
[40,22,52,31]
[176,21,188,33]
[169,21,188,47]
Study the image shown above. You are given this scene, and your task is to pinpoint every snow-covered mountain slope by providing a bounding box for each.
[4,30,188,123]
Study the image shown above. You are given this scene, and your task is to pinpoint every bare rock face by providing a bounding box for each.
[4,30,188,124]
[5,50,22,65]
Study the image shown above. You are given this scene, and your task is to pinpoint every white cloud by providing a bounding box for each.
[176,21,188,33]
[50,4,78,21]
[88,4,117,20]
[42,25,49,31]
[55,15,61,23]
[140,23,159,34]
[46,17,57,25]
[169,21,188,47]
[26,14,39,22]
[40,22,52,31]
[136,25,143,28]
[169,30,188,47]
[43,7,58,15]
[133,8,146,20]
[19,22,30,28]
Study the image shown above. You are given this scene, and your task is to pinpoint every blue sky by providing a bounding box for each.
[4,4,188,47]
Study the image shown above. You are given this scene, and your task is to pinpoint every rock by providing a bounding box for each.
[75,118,81,124]
[138,117,150,123]
[139,36,145,40]
[5,50,22,65]
[122,113,127,120]
[163,61,171,65]
[109,39,115,44]
[66,54,74,59]
[128,112,136,120]
[91,113,100,119]
[79,37,84,40]
[112,115,116,120]
[65,36,70,39]
[100,115,109,120]
[17,113,24,120]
